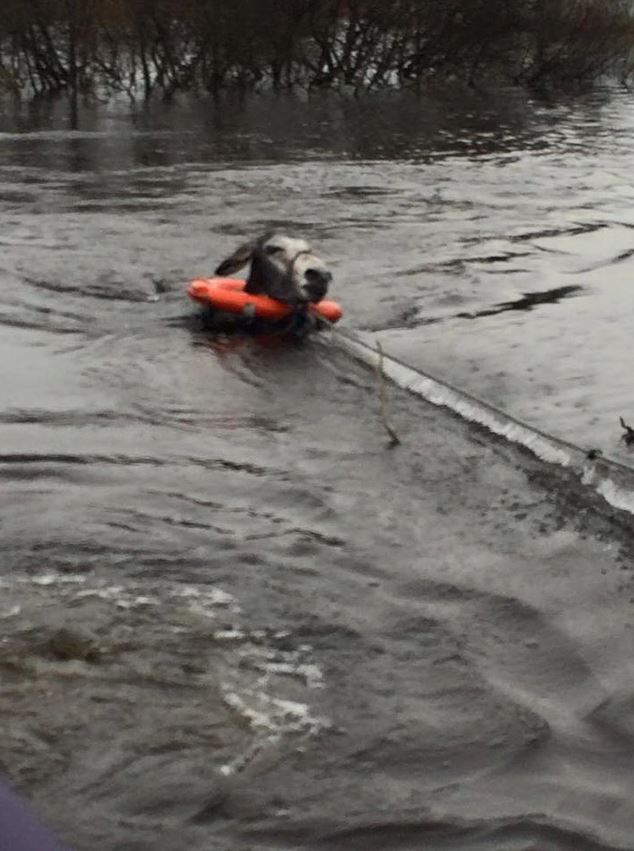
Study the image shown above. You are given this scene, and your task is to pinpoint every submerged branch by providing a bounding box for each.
[375,341,401,449]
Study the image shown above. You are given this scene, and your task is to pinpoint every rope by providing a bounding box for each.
[320,319,634,485]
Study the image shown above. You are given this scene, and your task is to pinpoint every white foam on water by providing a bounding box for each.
[11,573,241,618]
[261,661,325,689]
[1,605,21,619]
[595,479,634,515]
[221,686,328,738]
[239,644,325,689]
[72,585,160,609]
[217,733,281,778]
[217,638,329,776]
[213,627,246,641]
[582,466,634,516]
[223,689,282,732]
[172,584,235,605]
[28,573,88,586]
[172,584,240,618]
[219,684,328,777]
[7,571,328,780]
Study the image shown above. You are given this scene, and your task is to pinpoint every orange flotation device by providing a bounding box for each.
[187,278,343,324]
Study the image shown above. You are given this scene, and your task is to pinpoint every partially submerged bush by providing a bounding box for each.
[0,0,632,98]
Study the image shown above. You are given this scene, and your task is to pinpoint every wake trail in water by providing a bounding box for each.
[333,329,634,518]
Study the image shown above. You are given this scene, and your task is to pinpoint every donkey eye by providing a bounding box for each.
[264,244,282,256]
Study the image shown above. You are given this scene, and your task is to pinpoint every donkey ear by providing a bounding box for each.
[214,240,255,276]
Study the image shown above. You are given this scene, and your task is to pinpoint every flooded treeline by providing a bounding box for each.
[0,0,632,98]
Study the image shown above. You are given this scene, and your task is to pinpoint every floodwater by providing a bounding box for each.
[1,88,634,851]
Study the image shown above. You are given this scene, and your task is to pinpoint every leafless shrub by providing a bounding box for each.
[0,0,631,98]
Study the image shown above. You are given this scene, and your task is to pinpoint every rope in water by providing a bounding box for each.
[319,321,634,516]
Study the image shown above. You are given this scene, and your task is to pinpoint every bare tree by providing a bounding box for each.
[0,0,631,97]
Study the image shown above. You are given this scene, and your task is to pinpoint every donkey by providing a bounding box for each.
[215,233,332,305]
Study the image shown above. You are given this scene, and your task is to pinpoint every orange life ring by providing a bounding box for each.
[187,277,343,323]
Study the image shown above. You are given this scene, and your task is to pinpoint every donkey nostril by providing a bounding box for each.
[308,268,332,283]
[303,276,330,303]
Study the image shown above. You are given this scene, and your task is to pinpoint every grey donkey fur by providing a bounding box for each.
[215,233,332,305]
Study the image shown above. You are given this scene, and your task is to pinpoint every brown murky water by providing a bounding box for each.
[1,88,634,851]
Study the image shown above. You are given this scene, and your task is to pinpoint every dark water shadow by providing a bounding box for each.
[576,247,634,273]
[456,285,583,320]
